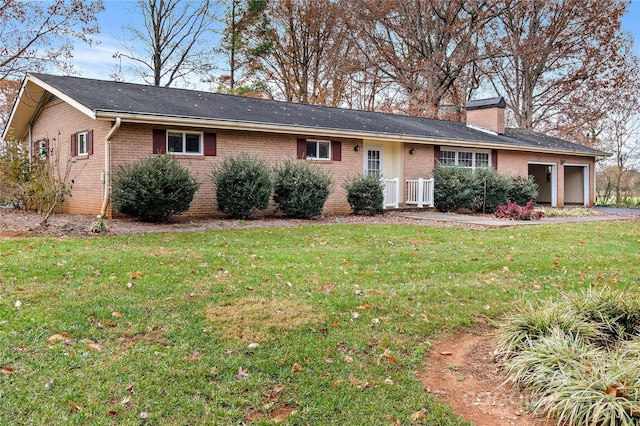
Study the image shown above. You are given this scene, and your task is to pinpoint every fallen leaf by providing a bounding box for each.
[88,343,104,352]
[344,355,354,363]
[68,401,82,411]
[140,411,148,419]
[1,366,15,374]
[48,333,70,341]
[14,300,21,307]
[235,367,249,380]
[247,343,260,350]
[107,410,118,416]
[111,311,123,318]
[410,410,425,422]
[357,303,371,310]
[440,351,453,356]
[291,363,303,372]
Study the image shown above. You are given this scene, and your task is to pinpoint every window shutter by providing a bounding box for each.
[297,138,306,159]
[203,132,217,156]
[331,141,341,161]
[491,150,498,170]
[87,130,94,155]
[70,133,77,157]
[152,129,166,154]
[434,145,441,167]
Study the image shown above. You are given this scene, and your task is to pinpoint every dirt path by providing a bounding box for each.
[421,331,555,426]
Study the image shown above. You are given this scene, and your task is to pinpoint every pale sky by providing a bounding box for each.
[72,0,640,86]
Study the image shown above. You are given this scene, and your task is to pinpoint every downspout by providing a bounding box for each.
[99,117,121,218]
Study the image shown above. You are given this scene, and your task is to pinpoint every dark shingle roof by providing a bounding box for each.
[465,96,506,110]
[30,73,607,157]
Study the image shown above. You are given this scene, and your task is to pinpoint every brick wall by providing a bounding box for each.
[497,150,596,206]
[28,100,597,217]
[28,99,111,215]
[110,124,363,217]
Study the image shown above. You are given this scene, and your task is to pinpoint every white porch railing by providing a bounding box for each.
[382,178,399,208]
[406,178,434,208]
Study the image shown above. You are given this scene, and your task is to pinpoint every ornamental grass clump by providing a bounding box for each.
[496,288,640,426]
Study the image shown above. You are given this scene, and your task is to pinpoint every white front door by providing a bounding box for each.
[365,147,382,177]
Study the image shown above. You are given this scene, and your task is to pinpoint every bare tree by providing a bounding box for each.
[482,0,630,131]
[245,0,351,105]
[0,78,20,130]
[351,0,498,119]
[597,95,640,205]
[0,0,103,80]
[114,0,216,87]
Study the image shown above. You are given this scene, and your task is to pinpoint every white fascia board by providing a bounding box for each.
[94,112,605,159]
[27,73,96,120]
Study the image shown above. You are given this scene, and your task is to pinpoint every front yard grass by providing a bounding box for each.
[0,221,638,425]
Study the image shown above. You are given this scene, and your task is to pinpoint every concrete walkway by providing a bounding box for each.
[402,208,639,227]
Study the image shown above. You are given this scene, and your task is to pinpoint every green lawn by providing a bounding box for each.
[0,221,638,425]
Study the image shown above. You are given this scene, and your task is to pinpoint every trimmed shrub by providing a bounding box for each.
[508,175,539,206]
[433,165,480,212]
[343,174,384,215]
[434,165,540,214]
[112,155,200,223]
[210,153,272,219]
[273,159,332,219]
[474,167,512,213]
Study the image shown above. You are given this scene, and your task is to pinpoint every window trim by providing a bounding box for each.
[77,131,89,156]
[440,146,492,171]
[166,130,203,155]
[305,139,331,160]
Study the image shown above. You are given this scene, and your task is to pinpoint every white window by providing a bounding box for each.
[77,131,88,155]
[440,147,491,171]
[38,140,48,159]
[167,131,202,154]
[306,140,331,160]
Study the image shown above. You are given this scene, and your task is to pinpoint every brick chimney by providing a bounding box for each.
[465,96,506,135]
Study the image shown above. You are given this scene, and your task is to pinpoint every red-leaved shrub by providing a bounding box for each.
[494,200,544,220]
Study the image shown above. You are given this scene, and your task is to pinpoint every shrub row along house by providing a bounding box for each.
[3,73,607,218]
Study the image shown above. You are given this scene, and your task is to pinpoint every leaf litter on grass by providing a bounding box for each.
[205,297,324,344]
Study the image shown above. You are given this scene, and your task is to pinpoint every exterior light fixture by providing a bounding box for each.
[354,144,360,152]
[409,148,415,155]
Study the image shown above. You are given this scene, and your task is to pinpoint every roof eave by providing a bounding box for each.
[95,111,606,158]
[27,73,96,120]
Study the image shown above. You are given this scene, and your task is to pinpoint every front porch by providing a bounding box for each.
[383,178,434,209]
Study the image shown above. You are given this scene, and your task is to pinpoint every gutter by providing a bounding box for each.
[94,112,608,158]
[99,117,121,218]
